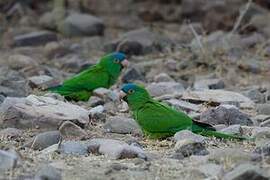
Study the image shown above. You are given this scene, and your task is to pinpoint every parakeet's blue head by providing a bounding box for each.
[120,83,151,110]
[112,52,126,62]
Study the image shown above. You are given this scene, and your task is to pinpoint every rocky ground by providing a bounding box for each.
[1,0,270,180]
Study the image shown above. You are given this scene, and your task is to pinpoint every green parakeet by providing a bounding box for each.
[120,83,249,140]
[49,52,129,101]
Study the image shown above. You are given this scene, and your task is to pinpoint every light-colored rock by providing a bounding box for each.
[194,78,225,90]
[88,138,146,160]
[182,90,254,106]
[8,54,38,70]
[0,150,19,172]
[59,121,87,140]
[0,128,23,140]
[59,141,89,155]
[200,105,253,126]
[256,104,270,115]
[28,75,57,89]
[0,95,89,129]
[34,164,62,180]
[220,125,243,135]
[154,73,175,83]
[174,139,208,157]
[224,164,268,180]
[173,130,206,143]
[103,116,141,134]
[93,88,118,101]
[146,82,184,97]
[25,131,61,150]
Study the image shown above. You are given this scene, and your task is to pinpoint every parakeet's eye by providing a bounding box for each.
[128,89,134,94]
[114,59,120,63]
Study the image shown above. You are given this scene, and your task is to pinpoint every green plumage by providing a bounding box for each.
[121,84,251,140]
[49,53,126,101]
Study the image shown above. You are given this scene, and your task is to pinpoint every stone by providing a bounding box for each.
[0,128,23,140]
[200,105,253,126]
[25,131,61,150]
[173,130,206,143]
[193,78,225,90]
[39,11,57,30]
[104,28,174,55]
[58,141,89,155]
[255,115,270,123]
[59,121,87,140]
[238,58,264,74]
[256,104,270,115]
[254,141,270,156]
[93,88,118,102]
[88,138,146,160]
[146,82,184,97]
[13,31,57,47]
[44,42,70,59]
[122,67,145,83]
[0,150,19,172]
[28,75,58,89]
[241,33,264,48]
[103,116,141,134]
[208,148,253,164]
[182,90,254,106]
[243,88,266,103]
[59,13,104,37]
[220,125,243,135]
[154,73,175,83]
[8,54,38,70]
[224,164,268,180]
[88,96,104,107]
[0,95,89,130]
[197,163,222,178]
[174,139,208,157]
[89,105,106,123]
[260,119,270,127]
[165,99,200,112]
[34,164,62,180]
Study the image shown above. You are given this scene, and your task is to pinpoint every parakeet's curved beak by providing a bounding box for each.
[121,59,129,68]
[119,90,127,101]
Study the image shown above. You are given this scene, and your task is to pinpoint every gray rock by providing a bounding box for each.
[93,88,118,102]
[220,125,243,135]
[200,105,253,126]
[122,67,145,83]
[174,139,208,157]
[58,141,89,155]
[209,148,253,164]
[13,31,57,47]
[243,88,266,104]
[224,164,268,180]
[182,90,254,106]
[241,33,264,48]
[59,121,87,140]
[89,105,106,123]
[254,141,270,156]
[0,95,89,130]
[28,75,58,90]
[260,119,270,127]
[59,13,104,37]
[8,54,38,70]
[88,138,146,160]
[255,115,270,123]
[0,94,5,104]
[103,116,141,134]
[44,42,70,59]
[0,150,19,172]
[0,128,23,139]
[165,99,200,112]
[197,163,222,178]
[39,12,57,30]
[146,82,184,97]
[104,28,174,55]
[173,130,206,143]
[88,96,104,107]
[256,104,270,115]
[34,164,62,180]
[238,58,264,74]
[25,131,61,150]
[194,78,225,90]
[154,73,175,83]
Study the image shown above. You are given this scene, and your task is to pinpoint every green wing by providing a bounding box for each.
[62,65,110,91]
[135,100,193,135]
[50,65,110,101]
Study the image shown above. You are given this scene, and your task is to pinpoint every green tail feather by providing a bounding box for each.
[197,130,254,141]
